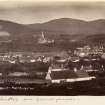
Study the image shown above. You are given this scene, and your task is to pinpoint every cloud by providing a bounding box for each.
[0,2,105,24]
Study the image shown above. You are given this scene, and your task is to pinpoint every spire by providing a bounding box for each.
[41,31,45,39]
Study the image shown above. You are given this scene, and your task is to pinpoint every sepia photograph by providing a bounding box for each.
[0,0,105,96]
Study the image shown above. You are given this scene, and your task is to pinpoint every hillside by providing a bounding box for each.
[0,18,105,52]
[28,18,105,36]
[0,20,38,52]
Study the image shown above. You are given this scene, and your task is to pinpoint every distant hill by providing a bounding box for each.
[0,20,38,52]
[0,20,39,42]
[0,18,105,52]
[27,18,105,50]
[0,20,33,36]
[28,18,105,35]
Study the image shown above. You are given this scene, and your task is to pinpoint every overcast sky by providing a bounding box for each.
[0,1,105,24]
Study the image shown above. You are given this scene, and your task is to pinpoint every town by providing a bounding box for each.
[0,45,104,84]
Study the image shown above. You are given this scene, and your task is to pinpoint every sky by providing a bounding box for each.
[0,1,105,24]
